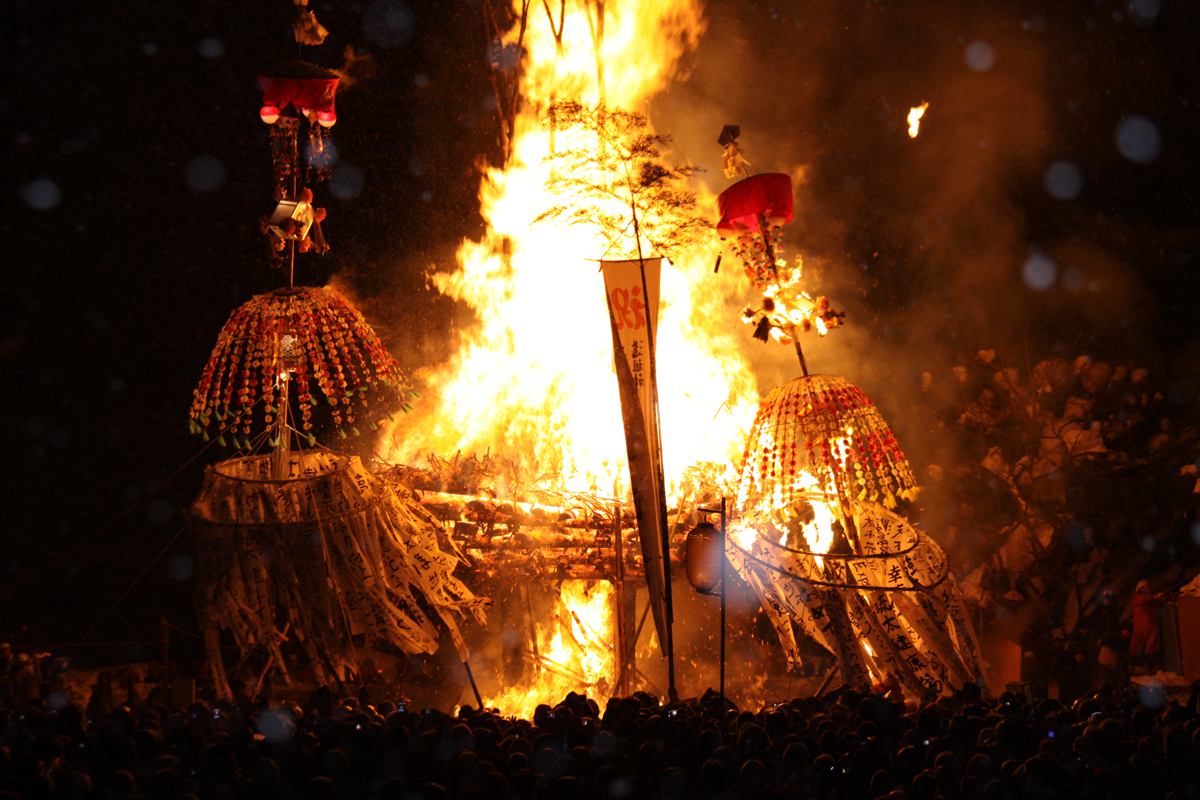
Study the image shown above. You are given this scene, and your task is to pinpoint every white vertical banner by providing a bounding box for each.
[602,257,662,463]
[600,258,673,669]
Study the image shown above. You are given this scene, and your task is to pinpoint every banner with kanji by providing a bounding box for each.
[600,258,672,661]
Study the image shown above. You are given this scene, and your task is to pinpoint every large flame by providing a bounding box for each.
[383,0,758,499]
[485,580,615,719]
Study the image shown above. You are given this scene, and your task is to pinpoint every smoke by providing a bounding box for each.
[653,0,1162,481]
[352,0,1173,496]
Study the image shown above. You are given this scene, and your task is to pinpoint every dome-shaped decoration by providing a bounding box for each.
[188,286,409,447]
[736,374,918,516]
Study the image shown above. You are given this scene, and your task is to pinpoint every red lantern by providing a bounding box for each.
[317,110,337,127]
[260,104,280,124]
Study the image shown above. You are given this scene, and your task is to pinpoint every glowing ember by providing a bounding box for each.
[485,580,615,719]
[907,102,929,138]
[730,521,758,551]
[382,0,759,499]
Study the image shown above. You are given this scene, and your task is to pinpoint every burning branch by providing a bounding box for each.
[537,101,710,260]
[482,0,533,161]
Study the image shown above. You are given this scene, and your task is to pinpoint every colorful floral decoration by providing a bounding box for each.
[736,374,918,514]
[188,286,411,447]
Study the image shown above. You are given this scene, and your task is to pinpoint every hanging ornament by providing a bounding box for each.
[258,60,339,127]
[717,124,751,179]
[189,286,410,443]
[258,60,339,189]
[714,127,844,356]
[260,187,330,263]
[268,116,301,196]
[717,172,794,289]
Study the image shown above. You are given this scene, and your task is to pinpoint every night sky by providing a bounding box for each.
[5,1,1199,659]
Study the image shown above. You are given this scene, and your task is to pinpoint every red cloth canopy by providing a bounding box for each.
[716,173,794,233]
[258,60,339,119]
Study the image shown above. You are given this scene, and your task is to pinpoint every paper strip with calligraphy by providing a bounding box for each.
[190,450,487,699]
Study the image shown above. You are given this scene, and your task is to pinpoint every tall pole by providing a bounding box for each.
[791,327,810,377]
[613,503,629,696]
[719,496,727,699]
[754,209,809,377]
[273,367,291,479]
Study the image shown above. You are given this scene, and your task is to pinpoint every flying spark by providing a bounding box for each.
[907,102,929,138]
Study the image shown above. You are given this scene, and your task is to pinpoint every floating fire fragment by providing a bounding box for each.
[907,101,929,138]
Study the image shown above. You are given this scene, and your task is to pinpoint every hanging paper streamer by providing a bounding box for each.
[726,503,986,698]
[192,450,488,698]
[188,286,410,446]
[600,258,674,666]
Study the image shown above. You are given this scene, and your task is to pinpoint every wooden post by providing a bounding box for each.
[272,358,291,480]
[791,328,810,377]
[719,497,727,700]
[463,660,484,709]
[613,504,629,696]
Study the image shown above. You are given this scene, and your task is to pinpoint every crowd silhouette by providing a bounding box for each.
[1,675,1199,799]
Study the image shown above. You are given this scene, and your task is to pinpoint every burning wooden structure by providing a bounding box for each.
[191,451,485,699]
[727,374,986,697]
[382,456,677,716]
[184,0,990,712]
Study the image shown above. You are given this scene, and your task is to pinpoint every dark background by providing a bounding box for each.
[4,0,1198,660]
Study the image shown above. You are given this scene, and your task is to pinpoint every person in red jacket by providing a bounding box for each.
[1129,580,1173,673]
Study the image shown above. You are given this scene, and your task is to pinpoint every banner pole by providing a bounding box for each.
[719,496,727,700]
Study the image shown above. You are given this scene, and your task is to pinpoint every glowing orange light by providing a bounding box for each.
[382,0,757,501]
[907,102,929,138]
